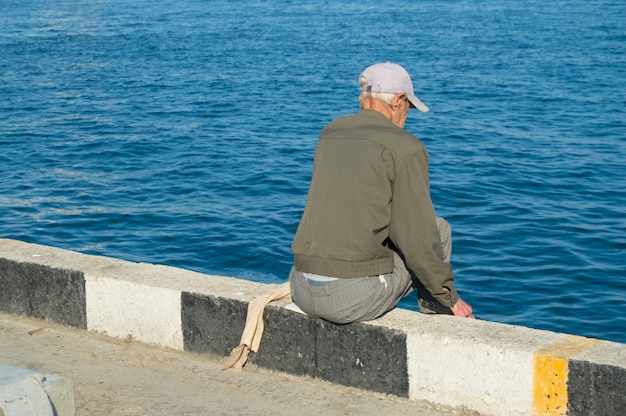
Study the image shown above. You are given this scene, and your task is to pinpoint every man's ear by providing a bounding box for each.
[392,93,407,108]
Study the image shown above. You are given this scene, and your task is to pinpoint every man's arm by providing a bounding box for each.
[390,147,460,309]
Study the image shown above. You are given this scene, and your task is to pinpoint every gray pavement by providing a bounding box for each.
[0,312,461,416]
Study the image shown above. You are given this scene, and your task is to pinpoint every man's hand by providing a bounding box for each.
[451,297,473,318]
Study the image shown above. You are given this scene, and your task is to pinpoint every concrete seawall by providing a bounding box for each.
[1,239,624,416]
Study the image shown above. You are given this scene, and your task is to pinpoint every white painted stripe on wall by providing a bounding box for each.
[85,275,183,350]
[406,326,538,416]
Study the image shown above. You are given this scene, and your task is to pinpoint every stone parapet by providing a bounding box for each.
[0,239,624,416]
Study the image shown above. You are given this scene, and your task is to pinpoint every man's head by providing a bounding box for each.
[358,62,429,128]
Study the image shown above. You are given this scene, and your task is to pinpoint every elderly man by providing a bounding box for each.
[290,62,473,324]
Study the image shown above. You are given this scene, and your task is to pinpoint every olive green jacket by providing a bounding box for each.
[292,109,458,308]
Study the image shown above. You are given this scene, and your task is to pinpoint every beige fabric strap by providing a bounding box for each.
[222,282,291,371]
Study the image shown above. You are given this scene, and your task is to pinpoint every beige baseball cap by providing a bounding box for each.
[359,62,430,113]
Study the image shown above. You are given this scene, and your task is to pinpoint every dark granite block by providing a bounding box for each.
[248,305,408,396]
[0,258,86,329]
[181,292,247,356]
[568,360,626,416]
[314,319,409,397]
[181,292,408,396]
[250,305,318,377]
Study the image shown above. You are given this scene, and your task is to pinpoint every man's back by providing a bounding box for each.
[292,109,428,279]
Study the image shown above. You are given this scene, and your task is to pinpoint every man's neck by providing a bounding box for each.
[361,97,393,122]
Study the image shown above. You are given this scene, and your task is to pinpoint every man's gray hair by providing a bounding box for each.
[358,75,403,106]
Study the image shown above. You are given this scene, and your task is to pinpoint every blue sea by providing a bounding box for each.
[1,0,624,344]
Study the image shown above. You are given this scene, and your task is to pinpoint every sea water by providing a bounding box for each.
[1,0,624,343]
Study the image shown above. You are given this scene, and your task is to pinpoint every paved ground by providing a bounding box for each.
[0,312,463,416]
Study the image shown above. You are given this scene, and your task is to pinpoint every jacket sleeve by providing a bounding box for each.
[389,147,459,308]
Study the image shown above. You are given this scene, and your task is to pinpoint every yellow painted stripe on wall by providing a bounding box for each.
[533,353,568,415]
[533,335,602,416]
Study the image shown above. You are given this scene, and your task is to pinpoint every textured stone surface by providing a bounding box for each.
[247,306,409,396]
[568,360,626,416]
[314,319,408,397]
[0,259,86,329]
[181,296,409,396]
[181,292,247,356]
[250,305,317,377]
[85,277,183,350]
